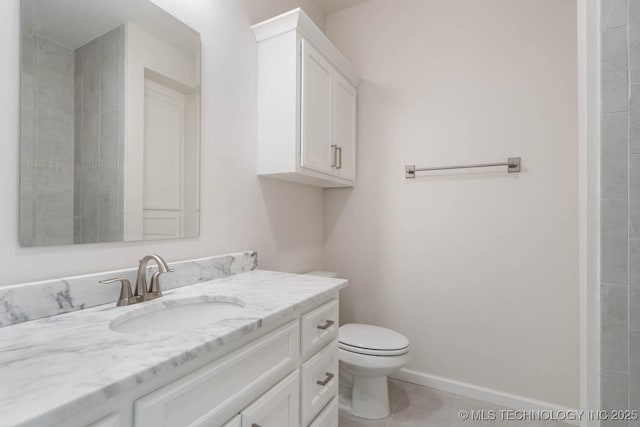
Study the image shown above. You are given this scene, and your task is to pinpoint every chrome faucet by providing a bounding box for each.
[135,254,173,301]
[100,254,173,306]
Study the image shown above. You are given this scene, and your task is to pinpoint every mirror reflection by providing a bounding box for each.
[20,0,201,247]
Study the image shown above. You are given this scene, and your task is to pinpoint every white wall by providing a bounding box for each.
[324,0,579,408]
[0,0,326,286]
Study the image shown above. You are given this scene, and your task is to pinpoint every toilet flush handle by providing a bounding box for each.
[317,320,335,330]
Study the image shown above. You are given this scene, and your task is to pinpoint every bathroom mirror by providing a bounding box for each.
[20,0,201,247]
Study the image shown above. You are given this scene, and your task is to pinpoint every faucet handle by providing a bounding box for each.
[148,263,174,297]
[100,278,133,306]
[149,271,162,297]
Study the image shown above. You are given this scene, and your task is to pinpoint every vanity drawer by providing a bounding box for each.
[87,413,124,427]
[301,299,338,360]
[241,370,299,427]
[222,415,241,427]
[308,398,338,427]
[134,320,299,427]
[301,340,339,426]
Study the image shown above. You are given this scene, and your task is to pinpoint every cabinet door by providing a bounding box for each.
[241,370,300,427]
[301,40,334,176]
[301,299,338,360]
[222,415,241,427]
[301,341,339,426]
[308,398,338,427]
[51,409,130,427]
[333,73,357,182]
[134,321,299,427]
[87,414,123,427]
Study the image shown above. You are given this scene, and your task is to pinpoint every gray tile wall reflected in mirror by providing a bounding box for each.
[20,35,75,246]
[601,0,640,420]
[73,25,125,244]
[20,26,125,246]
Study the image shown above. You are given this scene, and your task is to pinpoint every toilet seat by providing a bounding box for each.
[339,324,410,356]
[339,342,409,356]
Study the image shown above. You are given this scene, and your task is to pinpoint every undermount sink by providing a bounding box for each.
[110,296,246,334]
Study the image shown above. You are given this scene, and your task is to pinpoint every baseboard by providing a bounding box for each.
[390,368,579,426]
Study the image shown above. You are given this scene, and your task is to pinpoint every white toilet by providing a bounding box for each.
[338,323,410,419]
[305,272,410,419]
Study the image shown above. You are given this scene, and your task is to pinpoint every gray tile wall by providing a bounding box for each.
[601,0,640,421]
[74,26,125,243]
[20,34,75,246]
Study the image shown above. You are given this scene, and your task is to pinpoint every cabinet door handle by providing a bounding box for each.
[317,320,335,330]
[336,146,342,169]
[316,372,335,386]
[252,424,263,427]
[330,144,338,167]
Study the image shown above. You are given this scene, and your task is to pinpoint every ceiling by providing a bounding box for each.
[315,0,372,15]
[21,0,199,55]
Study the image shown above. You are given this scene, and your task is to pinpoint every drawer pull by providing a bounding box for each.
[317,320,335,330]
[316,372,335,386]
[252,424,263,427]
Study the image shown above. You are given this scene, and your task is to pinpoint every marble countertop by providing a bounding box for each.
[0,270,347,426]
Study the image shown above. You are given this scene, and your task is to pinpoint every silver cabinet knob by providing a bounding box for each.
[316,372,335,386]
[317,320,335,330]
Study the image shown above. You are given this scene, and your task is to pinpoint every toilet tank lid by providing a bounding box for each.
[306,271,338,278]
[339,324,409,351]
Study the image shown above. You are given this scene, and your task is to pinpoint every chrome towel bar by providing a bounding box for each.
[405,157,521,178]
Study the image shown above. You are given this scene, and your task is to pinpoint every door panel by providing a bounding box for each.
[143,80,184,239]
[301,40,334,176]
[301,341,338,426]
[134,322,299,427]
[333,73,356,182]
[308,398,338,427]
[222,415,241,427]
[241,370,299,427]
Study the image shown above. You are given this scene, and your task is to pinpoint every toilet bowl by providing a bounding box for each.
[338,323,410,419]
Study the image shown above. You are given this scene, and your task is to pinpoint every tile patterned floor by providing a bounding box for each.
[339,379,571,427]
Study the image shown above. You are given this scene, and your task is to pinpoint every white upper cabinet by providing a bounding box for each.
[333,72,357,182]
[253,9,361,188]
[301,40,334,177]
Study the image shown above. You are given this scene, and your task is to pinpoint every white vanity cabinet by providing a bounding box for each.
[222,416,241,427]
[253,9,360,188]
[240,370,300,427]
[308,398,339,427]
[86,414,123,427]
[301,341,339,426]
[133,297,340,427]
[301,299,338,359]
[52,295,340,427]
[133,321,300,427]
[299,299,339,426]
